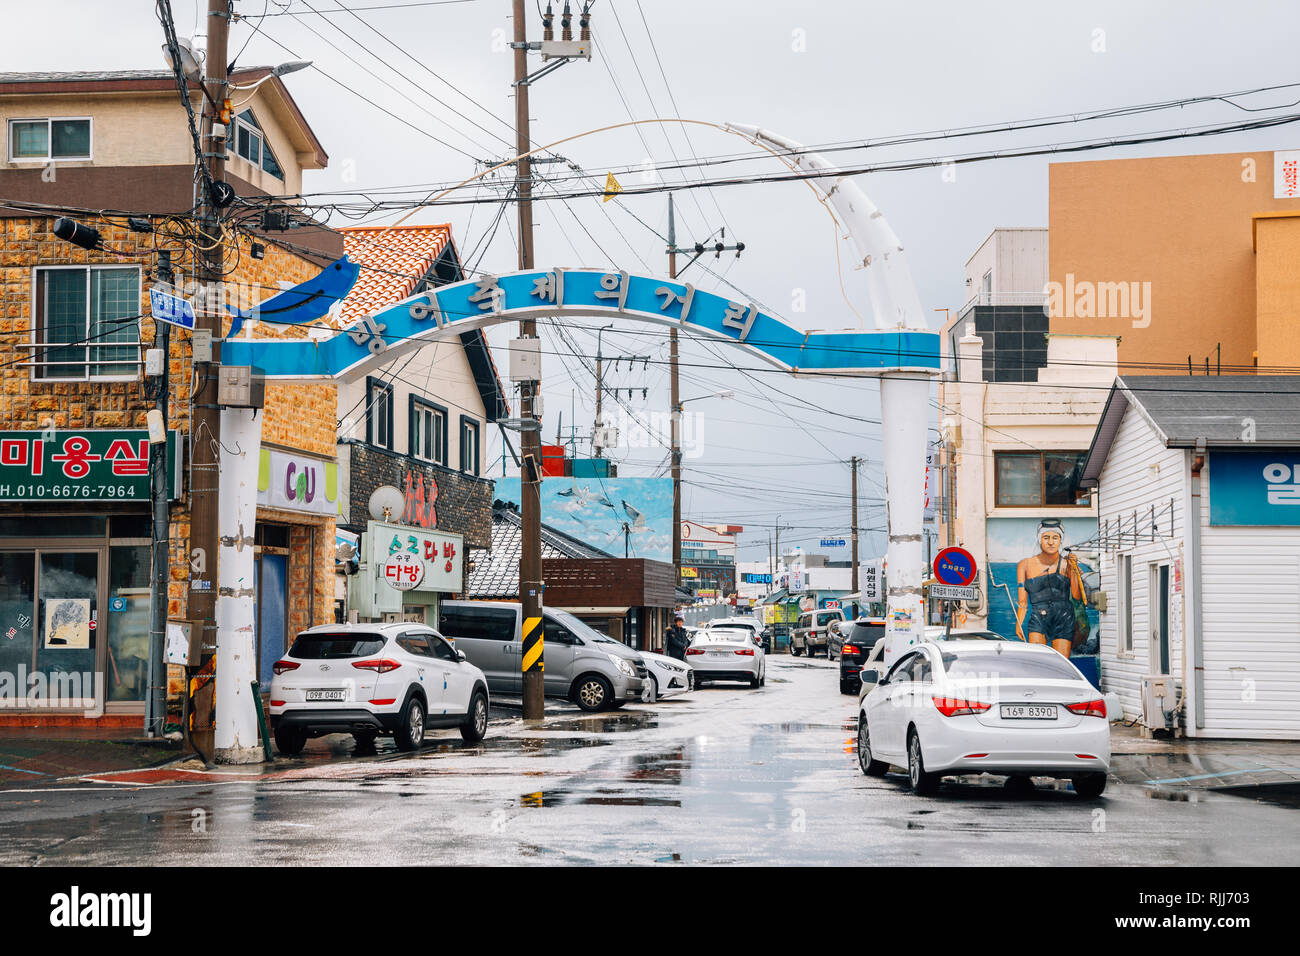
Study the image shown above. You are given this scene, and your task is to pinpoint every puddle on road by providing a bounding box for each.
[1145,788,1205,802]
[543,712,659,733]
[520,789,682,808]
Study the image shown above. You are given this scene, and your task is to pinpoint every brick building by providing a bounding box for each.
[0,70,340,725]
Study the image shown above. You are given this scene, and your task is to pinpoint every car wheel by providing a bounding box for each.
[648,674,659,702]
[394,694,426,752]
[1072,772,1107,799]
[574,675,612,712]
[791,643,803,657]
[274,726,307,756]
[907,729,940,795]
[858,719,889,777]
[758,668,766,687]
[749,669,761,688]
[840,679,853,695]
[459,690,489,744]
[687,670,695,691]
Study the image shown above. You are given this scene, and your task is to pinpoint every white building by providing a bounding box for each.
[1082,376,1300,739]
[938,229,1116,657]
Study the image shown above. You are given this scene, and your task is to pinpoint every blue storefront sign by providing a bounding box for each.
[1210,449,1300,526]
[743,573,772,584]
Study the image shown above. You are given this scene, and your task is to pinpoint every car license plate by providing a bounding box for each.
[1000,704,1057,720]
[305,689,346,702]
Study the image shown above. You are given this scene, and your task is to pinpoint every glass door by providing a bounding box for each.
[0,553,36,693]
[35,550,101,708]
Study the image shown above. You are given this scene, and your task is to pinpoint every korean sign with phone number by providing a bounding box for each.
[0,430,180,502]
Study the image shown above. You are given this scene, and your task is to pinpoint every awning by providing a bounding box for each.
[761,588,790,605]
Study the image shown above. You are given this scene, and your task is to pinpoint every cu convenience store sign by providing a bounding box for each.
[0,430,179,502]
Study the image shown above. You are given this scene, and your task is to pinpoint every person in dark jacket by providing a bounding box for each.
[665,615,690,661]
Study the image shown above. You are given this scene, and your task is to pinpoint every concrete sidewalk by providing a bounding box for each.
[0,729,182,787]
[1108,722,1300,795]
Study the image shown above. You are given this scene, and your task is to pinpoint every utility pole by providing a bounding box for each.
[146,253,173,738]
[669,195,681,587]
[189,0,230,759]
[512,0,544,722]
[850,455,859,603]
[668,193,744,586]
[593,323,613,457]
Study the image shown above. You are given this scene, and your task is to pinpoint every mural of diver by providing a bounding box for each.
[1014,518,1086,658]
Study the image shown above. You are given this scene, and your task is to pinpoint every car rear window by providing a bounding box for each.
[289,634,386,659]
[848,623,885,646]
[941,651,1080,680]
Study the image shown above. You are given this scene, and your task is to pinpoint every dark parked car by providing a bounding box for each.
[839,619,886,694]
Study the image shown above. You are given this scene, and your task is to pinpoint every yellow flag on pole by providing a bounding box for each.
[602,171,623,202]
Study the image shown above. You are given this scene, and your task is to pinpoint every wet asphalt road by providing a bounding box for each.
[1,655,1297,865]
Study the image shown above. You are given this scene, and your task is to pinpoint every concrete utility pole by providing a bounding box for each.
[850,455,859,599]
[191,0,229,759]
[513,0,544,721]
[592,323,613,457]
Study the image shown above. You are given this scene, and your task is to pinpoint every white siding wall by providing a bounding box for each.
[1199,459,1300,738]
[1095,403,1186,723]
[337,340,488,473]
[995,228,1049,295]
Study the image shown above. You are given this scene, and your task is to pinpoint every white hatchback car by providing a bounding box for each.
[270,623,490,754]
[858,641,1110,798]
[685,628,766,687]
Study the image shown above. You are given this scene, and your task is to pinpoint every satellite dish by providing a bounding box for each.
[368,485,405,523]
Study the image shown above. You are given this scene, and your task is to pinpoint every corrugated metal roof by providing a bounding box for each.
[1083,375,1300,484]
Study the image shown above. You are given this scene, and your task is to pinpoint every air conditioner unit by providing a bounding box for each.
[1141,674,1176,731]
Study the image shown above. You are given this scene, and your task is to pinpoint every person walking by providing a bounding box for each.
[665,614,690,661]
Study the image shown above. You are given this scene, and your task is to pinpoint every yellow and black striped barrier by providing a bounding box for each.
[522,615,544,673]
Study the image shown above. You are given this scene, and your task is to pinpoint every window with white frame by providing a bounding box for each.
[33,267,140,380]
[1118,553,1133,653]
[459,417,480,475]
[410,398,447,466]
[232,110,284,180]
[7,118,91,162]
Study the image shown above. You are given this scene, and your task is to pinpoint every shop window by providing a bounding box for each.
[8,117,91,161]
[232,110,284,180]
[0,553,35,686]
[34,266,140,380]
[255,523,291,548]
[34,551,98,695]
[410,397,447,466]
[366,377,394,450]
[0,517,106,537]
[459,416,480,475]
[994,451,1090,507]
[1118,554,1133,654]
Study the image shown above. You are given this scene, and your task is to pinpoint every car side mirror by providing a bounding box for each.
[865,671,884,686]
[456,650,468,662]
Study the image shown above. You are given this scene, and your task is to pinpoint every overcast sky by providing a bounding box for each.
[9,0,1300,562]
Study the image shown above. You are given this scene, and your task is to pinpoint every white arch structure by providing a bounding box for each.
[212,130,938,758]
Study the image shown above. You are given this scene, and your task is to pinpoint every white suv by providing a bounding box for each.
[269,623,490,754]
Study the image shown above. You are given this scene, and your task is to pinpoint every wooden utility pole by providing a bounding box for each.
[513,0,544,721]
[668,194,681,587]
[188,0,231,758]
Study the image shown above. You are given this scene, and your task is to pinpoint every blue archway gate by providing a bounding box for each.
[223,267,941,383]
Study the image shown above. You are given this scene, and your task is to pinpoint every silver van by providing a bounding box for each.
[438,601,648,712]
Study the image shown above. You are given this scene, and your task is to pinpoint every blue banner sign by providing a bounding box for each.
[224,267,941,382]
[1210,449,1300,526]
[743,573,772,584]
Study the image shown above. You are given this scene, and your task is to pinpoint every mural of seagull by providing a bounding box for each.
[621,500,648,532]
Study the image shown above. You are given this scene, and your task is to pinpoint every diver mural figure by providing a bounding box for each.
[1015,519,1085,658]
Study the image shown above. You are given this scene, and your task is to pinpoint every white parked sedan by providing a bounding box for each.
[685,628,766,687]
[857,641,1110,798]
[270,623,490,754]
[639,651,694,700]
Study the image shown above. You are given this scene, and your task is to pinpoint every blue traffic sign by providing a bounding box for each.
[933,547,977,586]
[150,288,196,330]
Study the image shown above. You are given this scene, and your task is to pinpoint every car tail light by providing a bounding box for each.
[685,648,704,656]
[734,648,754,656]
[842,644,859,656]
[369,698,397,706]
[272,660,299,676]
[1066,699,1107,718]
[933,696,992,717]
[270,700,285,707]
[352,658,401,673]
[1075,754,1098,760]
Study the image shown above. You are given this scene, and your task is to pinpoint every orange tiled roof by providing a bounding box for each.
[336,224,452,327]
